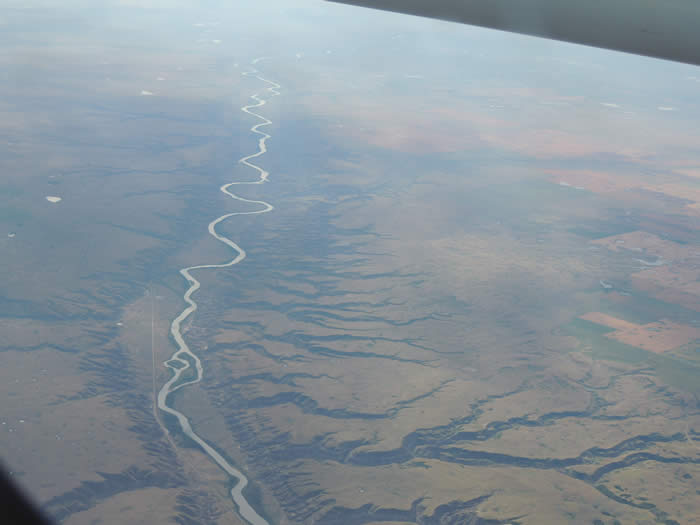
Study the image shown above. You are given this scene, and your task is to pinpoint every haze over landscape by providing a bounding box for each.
[1,1,700,524]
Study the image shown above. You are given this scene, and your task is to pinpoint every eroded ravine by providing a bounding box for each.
[157,59,278,525]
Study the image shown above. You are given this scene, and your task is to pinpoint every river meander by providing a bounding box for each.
[156,59,278,525]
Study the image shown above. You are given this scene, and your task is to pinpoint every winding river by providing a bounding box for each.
[156,59,278,525]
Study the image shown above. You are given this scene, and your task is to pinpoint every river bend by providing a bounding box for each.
[156,59,278,525]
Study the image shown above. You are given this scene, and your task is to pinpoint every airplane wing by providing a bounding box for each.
[328,0,700,66]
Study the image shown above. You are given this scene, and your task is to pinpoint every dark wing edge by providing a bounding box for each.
[327,0,700,67]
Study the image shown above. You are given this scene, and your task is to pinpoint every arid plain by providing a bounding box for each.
[2,2,699,525]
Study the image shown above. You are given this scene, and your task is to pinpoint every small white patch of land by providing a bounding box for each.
[600,102,620,108]
[46,196,62,203]
[657,106,676,111]
[140,90,154,96]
